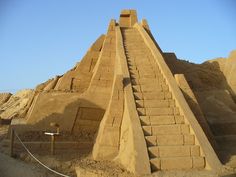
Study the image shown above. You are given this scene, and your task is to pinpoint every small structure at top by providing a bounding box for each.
[119,9,138,27]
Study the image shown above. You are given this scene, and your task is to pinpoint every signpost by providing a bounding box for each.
[44,123,60,155]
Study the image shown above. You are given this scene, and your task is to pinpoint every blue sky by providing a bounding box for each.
[0,0,235,93]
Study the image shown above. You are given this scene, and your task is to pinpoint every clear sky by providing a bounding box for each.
[0,0,235,93]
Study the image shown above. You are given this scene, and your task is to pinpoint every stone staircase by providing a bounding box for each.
[122,28,205,172]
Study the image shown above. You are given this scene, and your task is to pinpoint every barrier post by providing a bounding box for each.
[10,128,15,157]
[51,135,55,155]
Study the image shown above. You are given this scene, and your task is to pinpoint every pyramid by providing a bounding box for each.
[9,10,223,175]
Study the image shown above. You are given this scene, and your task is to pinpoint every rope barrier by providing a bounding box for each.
[14,131,70,177]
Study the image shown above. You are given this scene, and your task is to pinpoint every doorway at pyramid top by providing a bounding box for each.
[119,9,138,27]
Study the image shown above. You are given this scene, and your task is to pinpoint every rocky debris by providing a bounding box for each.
[164,52,236,122]
[35,78,54,91]
[76,158,135,177]
[164,50,236,93]
[0,89,34,119]
[0,93,12,107]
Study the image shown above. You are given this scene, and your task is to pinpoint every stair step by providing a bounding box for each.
[131,78,165,85]
[148,145,200,158]
[125,46,148,50]
[130,73,160,79]
[124,39,142,42]
[140,115,178,125]
[142,124,190,136]
[130,73,163,80]
[129,69,159,76]
[132,62,159,67]
[145,134,195,146]
[132,83,168,92]
[128,65,138,70]
[123,40,143,43]
[123,33,139,35]
[140,115,184,126]
[126,51,147,55]
[128,57,152,62]
[125,47,147,50]
[138,72,162,78]
[150,156,205,171]
[134,92,172,100]
[134,92,163,100]
[137,107,179,116]
[126,54,148,58]
[127,58,159,66]
[135,100,174,108]
[129,70,139,76]
[132,85,165,92]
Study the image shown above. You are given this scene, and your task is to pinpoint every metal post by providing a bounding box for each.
[10,128,15,157]
[51,135,55,155]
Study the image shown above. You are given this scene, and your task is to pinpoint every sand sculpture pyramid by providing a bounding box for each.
[9,10,226,175]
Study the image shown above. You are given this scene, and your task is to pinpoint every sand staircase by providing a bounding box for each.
[122,27,205,171]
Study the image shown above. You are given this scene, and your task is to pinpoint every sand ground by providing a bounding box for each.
[0,125,236,177]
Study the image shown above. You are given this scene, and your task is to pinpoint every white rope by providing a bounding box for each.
[14,131,70,177]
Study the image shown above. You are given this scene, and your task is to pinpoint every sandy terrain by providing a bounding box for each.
[0,125,236,177]
[0,153,57,177]
[0,89,33,119]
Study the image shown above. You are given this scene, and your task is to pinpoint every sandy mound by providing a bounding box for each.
[195,90,236,124]
[0,93,12,107]
[0,89,34,119]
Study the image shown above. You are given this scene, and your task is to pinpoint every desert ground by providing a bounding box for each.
[0,125,235,177]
